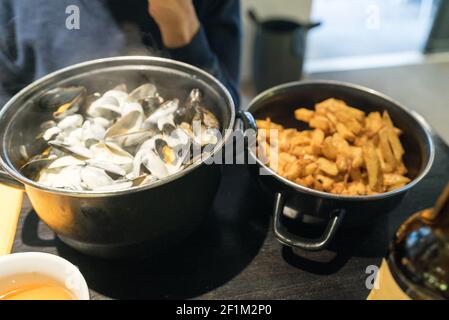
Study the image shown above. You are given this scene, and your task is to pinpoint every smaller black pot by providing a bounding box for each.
[239,81,435,251]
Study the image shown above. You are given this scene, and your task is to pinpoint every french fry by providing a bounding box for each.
[346,182,367,195]
[345,106,366,123]
[278,129,297,152]
[387,127,405,162]
[315,99,335,115]
[256,118,283,131]
[388,183,407,191]
[313,179,324,192]
[378,127,396,173]
[354,134,369,147]
[349,167,363,182]
[396,162,408,176]
[365,112,383,137]
[277,152,297,174]
[295,108,314,123]
[317,157,339,176]
[336,154,349,172]
[382,111,394,128]
[256,139,270,164]
[257,98,409,196]
[349,146,364,169]
[331,182,346,194]
[376,147,387,173]
[336,122,356,142]
[335,111,363,134]
[363,142,383,192]
[304,162,318,176]
[381,112,404,160]
[300,175,315,188]
[316,174,335,192]
[291,145,315,157]
[290,131,312,146]
[311,129,325,147]
[322,136,338,160]
[383,173,411,187]
[284,161,302,180]
[332,133,351,155]
[310,116,330,133]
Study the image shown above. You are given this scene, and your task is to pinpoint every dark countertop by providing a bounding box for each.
[12,134,449,300]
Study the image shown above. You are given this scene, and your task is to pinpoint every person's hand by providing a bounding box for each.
[148,0,200,48]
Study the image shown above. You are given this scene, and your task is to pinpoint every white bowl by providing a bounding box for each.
[0,252,89,300]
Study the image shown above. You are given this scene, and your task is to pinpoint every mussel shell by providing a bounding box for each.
[28,84,220,191]
[48,155,85,169]
[87,95,121,119]
[106,129,155,148]
[57,114,83,130]
[49,141,93,159]
[173,105,196,125]
[38,165,84,191]
[40,120,57,132]
[162,123,176,135]
[80,166,115,190]
[145,98,179,124]
[41,126,62,141]
[86,159,127,177]
[113,84,128,92]
[38,86,86,111]
[155,139,178,165]
[105,110,143,139]
[142,96,162,117]
[20,157,56,180]
[141,151,169,179]
[200,107,220,129]
[155,138,168,157]
[91,180,134,192]
[128,83,157,102]
[186,88,202,108]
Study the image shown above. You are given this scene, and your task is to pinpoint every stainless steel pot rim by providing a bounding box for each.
[0,56,236,197]
[247,80,436,202]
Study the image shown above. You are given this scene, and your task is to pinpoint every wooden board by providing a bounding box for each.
[0,186,23,255]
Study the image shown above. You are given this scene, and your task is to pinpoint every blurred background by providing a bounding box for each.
[241,0,449,142]
[242,0,449,80]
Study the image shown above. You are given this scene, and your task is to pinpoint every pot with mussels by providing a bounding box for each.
[0,57,235,258]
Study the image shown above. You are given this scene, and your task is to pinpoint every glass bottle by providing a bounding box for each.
[369,183,449,300]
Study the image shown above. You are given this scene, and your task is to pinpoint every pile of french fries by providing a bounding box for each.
[256,98,411,195]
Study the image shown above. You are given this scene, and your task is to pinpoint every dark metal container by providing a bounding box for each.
[241,81,435,251]
[248,10,320,93]
[0,57,235,259]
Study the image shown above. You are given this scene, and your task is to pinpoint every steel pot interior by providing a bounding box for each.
[0,56,235,197]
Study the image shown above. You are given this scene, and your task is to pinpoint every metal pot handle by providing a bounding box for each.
[236,110,257,132]
[0,165,24,190]
[273,193,345,251]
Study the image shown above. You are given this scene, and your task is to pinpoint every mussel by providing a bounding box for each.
[23,84,220,191]
[39,86,86,119]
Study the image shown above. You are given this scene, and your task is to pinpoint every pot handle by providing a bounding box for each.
[236,110,258,132]
[0,166,24,190]
[273,193,345,251]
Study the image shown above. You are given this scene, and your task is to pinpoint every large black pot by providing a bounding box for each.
[240,81,435,251]
[0,57,235,259]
